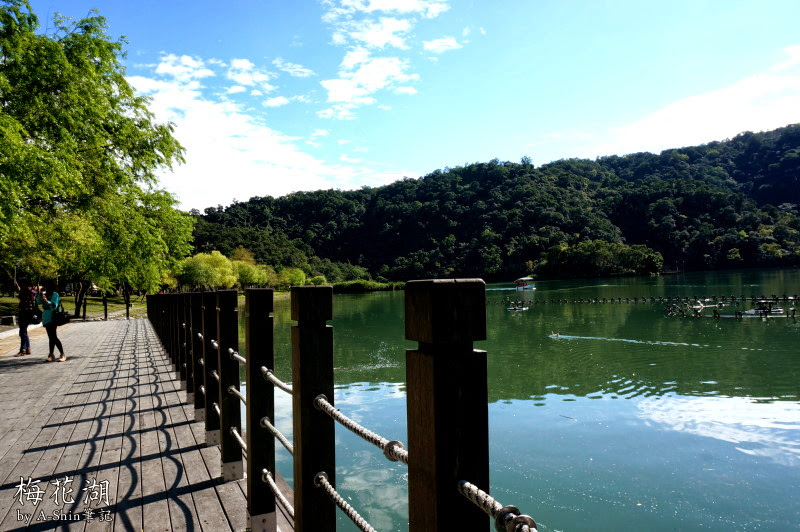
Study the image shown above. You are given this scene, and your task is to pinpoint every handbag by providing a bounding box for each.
[29,307,42,325]
[53,302,71,326]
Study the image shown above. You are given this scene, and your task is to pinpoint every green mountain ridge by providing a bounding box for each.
[191,124,800,281]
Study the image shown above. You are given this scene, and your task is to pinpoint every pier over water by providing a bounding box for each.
[0,319,289,531]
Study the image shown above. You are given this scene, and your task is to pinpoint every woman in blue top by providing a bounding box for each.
[37,283,65,362]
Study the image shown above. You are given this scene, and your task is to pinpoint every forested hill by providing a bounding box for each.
[192,124,800,281]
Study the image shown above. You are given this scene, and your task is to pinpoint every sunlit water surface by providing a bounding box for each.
[241,269,800,531]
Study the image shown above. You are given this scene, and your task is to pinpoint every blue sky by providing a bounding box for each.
[28,0,800,210]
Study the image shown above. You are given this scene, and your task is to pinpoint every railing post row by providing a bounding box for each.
[202,291,221,445]
[246,288,276,532]
[184,293,195,404]
[405,279,490,531]
[217,289,243,480]
[190,293,205,421]
[291,286,336,532]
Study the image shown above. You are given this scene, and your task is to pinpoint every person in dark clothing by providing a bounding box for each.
[37,284,65,362]
[15,284,37,357]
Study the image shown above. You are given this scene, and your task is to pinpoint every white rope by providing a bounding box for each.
[260,366,293,394]
[260,416,294,456]
[314,395,408,464]
[228,347,246,364]
[262,469,294,520]
[228,385,246,405]
[457,480,537,532]
[314,472,377,532]
[230,426,247,453]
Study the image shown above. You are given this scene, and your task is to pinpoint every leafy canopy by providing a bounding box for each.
[0,0,191,288]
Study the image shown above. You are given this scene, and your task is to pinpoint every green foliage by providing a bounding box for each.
[191,124,800,280]
[275,267,306,290]
[534,240,663,278]
[0,0,190,292]
[332,280,405,293]
[231,260,268,287]
[177,251,236,290]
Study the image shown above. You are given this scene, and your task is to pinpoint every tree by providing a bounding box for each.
[0,0,188,292]
[177,251,236,290]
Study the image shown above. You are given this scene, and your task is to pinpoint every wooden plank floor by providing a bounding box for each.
[0,319,293,532]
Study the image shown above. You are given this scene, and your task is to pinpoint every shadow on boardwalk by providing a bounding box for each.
[0,319,252,531]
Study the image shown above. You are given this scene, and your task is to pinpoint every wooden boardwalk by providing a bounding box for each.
[0,319,292,531]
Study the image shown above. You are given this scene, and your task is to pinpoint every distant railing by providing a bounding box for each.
[146,280,537,532]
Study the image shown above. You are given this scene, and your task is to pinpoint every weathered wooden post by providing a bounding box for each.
[178,292,187,385]
[216,289,243,480]
[190,292,205,421]
[405,278,490,531]
[185,293,195,407]
[291,286,335,532]
[246,288,276,532]
[202,290,221,445]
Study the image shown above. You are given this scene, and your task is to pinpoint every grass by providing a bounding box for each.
[0,294,146,319]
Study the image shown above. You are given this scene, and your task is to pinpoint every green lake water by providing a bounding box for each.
[242,268,800,531]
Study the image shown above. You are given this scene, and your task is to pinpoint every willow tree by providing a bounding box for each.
[0,0,190,303]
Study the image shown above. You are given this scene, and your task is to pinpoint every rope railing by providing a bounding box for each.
[230,426,247,453]
[260,366,293,394]
[262,469,295,520]
[146,282,539,531]
[228,385,246,405]
[315,472,376,532]
[457,480,537,532]
[314,394,408,464]
[228,347,246,365]
[260,416,294,456]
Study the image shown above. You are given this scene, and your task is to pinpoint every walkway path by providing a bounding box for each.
[0,319,292,531]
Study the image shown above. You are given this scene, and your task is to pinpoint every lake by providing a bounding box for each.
[246,268,800,531]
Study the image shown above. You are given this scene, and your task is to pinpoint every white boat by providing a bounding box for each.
[515,277,536,291]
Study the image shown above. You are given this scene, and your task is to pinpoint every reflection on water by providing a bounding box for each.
[637,395,800,466]
[241,269,800,531]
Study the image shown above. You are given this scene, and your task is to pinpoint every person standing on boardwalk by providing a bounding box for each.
[37,283,65,362]
[14,283,38,357]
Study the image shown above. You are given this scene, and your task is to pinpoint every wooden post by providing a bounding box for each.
[191,293,205,421]
[178,292,187,386]
[246,288,276,532]
[291,286,335,532]
[184,293,195,405]
[405,279,490,531]
[217,289,243,481]
[202,291,220,446]
[103,292,108,321]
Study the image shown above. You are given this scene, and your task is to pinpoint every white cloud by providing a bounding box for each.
[773,45,800,71]
[312,129,330,137]
[227,85,246,94]
[394,86,418,95]
[155,54,215,83]
[264,96,290,107]
[227,58,276,91]
[423,36,461,53]
[340,17,412,49]
[273,57,316,77]
[320,78,376,104]
[583,71,800,159]
[324,0,449,19]
[340,153,362,163]
[128,69,411,209]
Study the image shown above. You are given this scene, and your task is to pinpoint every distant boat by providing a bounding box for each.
[515,277,536,291]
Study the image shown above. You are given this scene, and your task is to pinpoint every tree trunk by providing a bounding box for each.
[73,280,90,318]
[123,283,131,320]
[103,292,108,321]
